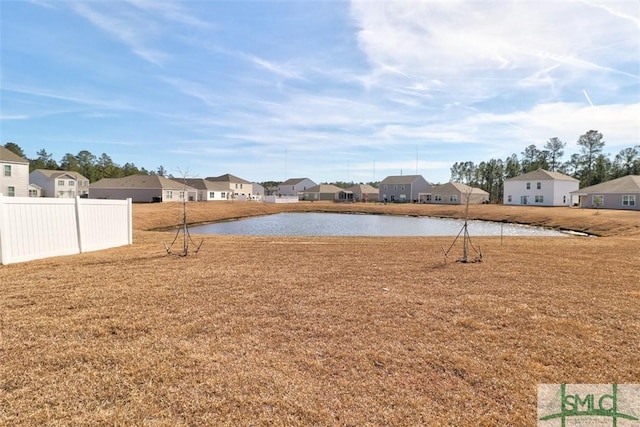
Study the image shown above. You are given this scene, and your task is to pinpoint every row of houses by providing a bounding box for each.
[2,146,638,210]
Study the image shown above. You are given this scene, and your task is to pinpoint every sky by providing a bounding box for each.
[1,0,639,184]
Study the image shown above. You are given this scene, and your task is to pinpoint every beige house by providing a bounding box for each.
[176,178,233,201]
[29,169,90,198]
[420,182,489,205]
[205,173,254,200]
[347,184,379,202]
[90,175,197,202]
[302,184,353,202]
[570,175,639,211]
[1,146,30,197]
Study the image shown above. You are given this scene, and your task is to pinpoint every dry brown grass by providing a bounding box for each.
[1,202,639,426]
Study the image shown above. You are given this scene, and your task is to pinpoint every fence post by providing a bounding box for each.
[75,196,84,253]
[127,198,133,244]
[0,194,6,265]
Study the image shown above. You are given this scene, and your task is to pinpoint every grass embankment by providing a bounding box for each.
[1,202,638,426]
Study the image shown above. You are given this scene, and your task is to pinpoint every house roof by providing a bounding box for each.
[280,178,313,186]
[304,184,352,194]
[346,184,379,194]
[380,175,427,185]
[205,173,251,184]
[31,169,89,182]
[505,169,578,182]
[433,182,489,195]
[90,174,196,190]
[0,146,29,164]
[570,175,640,194]
[174,178,229,191]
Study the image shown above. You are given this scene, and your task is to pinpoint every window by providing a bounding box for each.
[209,191,215,198]
[166,190,173,199]
[3,165,11,176]
[235,183,238,189]
[58,180,65,186]
[400,185,405,191]
[383,185,387,191]
[507,195,512,202]
[29,189,38,197]
[240,184,243,189]
[526,182,531,190]
[425,194,432,202]
[449,195,458,203]
[622,195,636,206]
[563,196,566,204]
[221,192,226,198]
[535,195,544,203]
[536,182,541,189]
[7,186,15,196]
[179,191,184,199]
[434,195,442,202]
[69,180,75,186]
[592,195,604,207]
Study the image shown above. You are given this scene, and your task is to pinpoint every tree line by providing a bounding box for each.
[450,130,640,203]
[3,143,168,182]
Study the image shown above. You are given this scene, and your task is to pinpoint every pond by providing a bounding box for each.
[189,212,568,237]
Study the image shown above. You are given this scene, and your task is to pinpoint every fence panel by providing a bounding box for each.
[0,195,132,265]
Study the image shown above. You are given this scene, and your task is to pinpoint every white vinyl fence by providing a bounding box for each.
[0,195,132,265]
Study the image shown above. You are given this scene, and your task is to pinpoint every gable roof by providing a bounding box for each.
[346,184,379,194]
[0,146,29,164]
[506,169,578,182]
[380,175,427,185]
[205,173,251,184]
[173,178,229,191]
[91,175,195,190]
[433,182,489,195]
[280,178,313,186]
[31,169,89,182]
[571,175,640,194]
[304,184,352,194]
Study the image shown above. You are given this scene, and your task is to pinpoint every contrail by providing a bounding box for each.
[582,89,595,107]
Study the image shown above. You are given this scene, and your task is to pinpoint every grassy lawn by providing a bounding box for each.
[1,202,639,426]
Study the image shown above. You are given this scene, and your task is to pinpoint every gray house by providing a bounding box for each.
[90,175,197,202]
[379,175,430,203]
[570,175,639,210]
[277,178,317,198]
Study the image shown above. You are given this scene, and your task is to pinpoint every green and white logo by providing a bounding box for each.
[538,384,640,426]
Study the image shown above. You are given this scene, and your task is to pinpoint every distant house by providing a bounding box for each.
[28,183,42,198]
[421,182,489,205]
[90,175,197,202]
[0,146,30,197]
[347,184,379,202]
[570,175,640,211]
[503,169,578,206]
[205,173,255,200]
[302,184,353,202]
[277,178,317,198]
[174,178,232,201]
[29,169,90,198]
[379,175,430,203]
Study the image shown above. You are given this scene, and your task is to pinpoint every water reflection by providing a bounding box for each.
[189,212,567,237]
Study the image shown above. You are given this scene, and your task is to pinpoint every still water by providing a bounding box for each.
[189,212,568,237]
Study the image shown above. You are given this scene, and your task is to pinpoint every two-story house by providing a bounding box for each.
[0,146,30,197]
[504,169,578,206]
[205,173,255,200]
[277,178,317,198]
[379,175,430,203]
[29,169,90,198]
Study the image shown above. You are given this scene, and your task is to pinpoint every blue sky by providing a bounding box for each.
[1,0,639,184]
